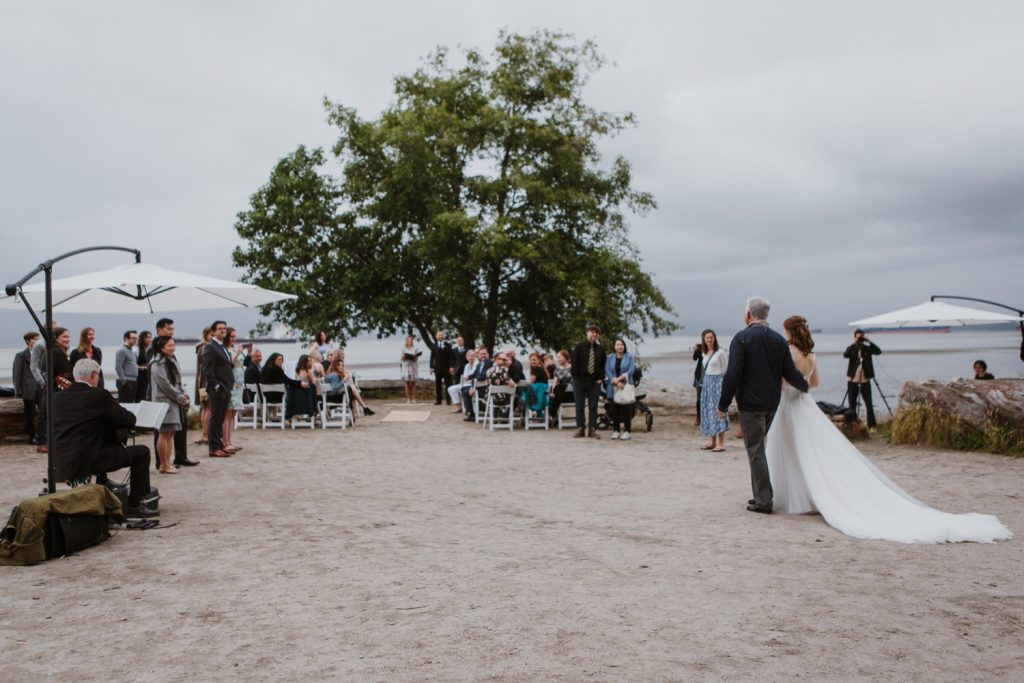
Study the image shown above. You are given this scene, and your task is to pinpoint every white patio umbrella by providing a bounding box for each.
[0,262,295,313]
[849,300,1024,328]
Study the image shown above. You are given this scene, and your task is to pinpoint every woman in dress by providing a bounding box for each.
[547,349,573,425]
[194,326,212,445]
[69,327,104,389]
[525,352,550,416]
[150,335,189,474]
[400,335,421,404]
[286,354,318,420]
[222,327,245,452]
[766,315,1012,544]
[50,327,74,391]
[136,331,152,402]
[603,339,636,441]
[699,329,729,452]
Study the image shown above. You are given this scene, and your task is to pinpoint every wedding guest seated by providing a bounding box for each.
[525,352,550,415]
[243,347,263,402]
[973,360,995,380]
[448,349,478,412]
[504,347,526,383]
[548,349,574,423]
[260,352,300,406]
[52,359,157,518]
[325,356,375,416]
[462,346,491,421]
[486,352,517,414]
[286,354,318,420]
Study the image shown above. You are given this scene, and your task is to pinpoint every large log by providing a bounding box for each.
[892,379,1024,455]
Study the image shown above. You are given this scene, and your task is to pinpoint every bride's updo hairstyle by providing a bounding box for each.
[784,315,815,355]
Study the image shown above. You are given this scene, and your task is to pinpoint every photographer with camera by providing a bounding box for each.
[843,329,882,431]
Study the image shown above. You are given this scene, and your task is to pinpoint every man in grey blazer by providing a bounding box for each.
[202,320,235,457]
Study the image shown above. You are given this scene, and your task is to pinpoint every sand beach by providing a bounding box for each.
[1,394,1021,681]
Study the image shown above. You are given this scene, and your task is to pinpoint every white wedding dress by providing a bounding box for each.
[766,356,1012,544]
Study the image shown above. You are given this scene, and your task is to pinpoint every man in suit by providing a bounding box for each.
[717,297,809,514]
[429,329,454,405]
[203,320,235,457]
[843,329,882,431]
[52,359,157,517]
[452,336,469,380]
[13,331,40,444]
[570,324,606,439]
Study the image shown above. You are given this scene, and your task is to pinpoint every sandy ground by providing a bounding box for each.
[1,397,1021,682]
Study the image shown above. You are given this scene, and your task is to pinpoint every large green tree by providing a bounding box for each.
[234,30,676,351]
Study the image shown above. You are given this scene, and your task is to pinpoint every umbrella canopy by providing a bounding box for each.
[849,301,1024,328]
[0,262,295,313]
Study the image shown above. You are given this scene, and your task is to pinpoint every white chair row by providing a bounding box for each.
[474,380,576,432]
[233,383,353,430]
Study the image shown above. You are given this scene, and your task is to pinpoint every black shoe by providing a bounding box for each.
[174,459,200,467]
[364,407,375,416]
[587,427,600,439]
[746,504,772,514]
[434,401,442,405]
[573,428,586,438]
[464,415,475,422]
[748,499,755,506]
[125,503,159,518]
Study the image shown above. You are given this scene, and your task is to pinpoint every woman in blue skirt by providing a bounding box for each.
[699,329,729,451]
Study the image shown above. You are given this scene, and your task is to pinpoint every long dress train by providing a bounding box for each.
[766,367,1012,544]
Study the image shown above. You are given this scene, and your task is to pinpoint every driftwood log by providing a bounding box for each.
[892,379,1024,455]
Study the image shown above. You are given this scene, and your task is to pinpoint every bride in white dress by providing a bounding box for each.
[766,315,1012,544]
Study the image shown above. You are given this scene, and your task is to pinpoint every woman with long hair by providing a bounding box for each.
[136,330,152,402]
[400,335,421,404]
[50,327,74,391]
[194,326,213,445]
[525,351,550,415]
[699,329,730,452]
[547,349,573,425]
[69,326,104,389]
[286,354,317,420]
[221,327,245,453]
[150,335,190,474]
[326,355,375,416]
[765,315,1011,543]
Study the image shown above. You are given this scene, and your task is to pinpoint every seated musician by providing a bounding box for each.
[52,359,157,518]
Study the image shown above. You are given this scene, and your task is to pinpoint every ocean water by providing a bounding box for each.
[2,330,1021,409]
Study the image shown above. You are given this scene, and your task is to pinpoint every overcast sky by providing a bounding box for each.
[2,1,1022,343]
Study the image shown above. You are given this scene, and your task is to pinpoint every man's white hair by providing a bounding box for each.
[746,296,770,321]
[73,358,101,381]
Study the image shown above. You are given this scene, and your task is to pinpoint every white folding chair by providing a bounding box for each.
[321,385,353,429]
[484,385,517,431]
[473,380,489,426]
[260,384,286,429]
[558,383,578,430]
[524,381,551,430]
[235,383,261,429]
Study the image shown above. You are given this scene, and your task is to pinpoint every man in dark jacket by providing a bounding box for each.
[718,297,808,514]
[843,329,882,430]
[570,324,607,439]
[429,329,454,405]
[52,359,156,517]
[13,331,40,443]
[202,320,235,457]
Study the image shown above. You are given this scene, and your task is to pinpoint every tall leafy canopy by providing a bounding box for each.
[234,30,676,350]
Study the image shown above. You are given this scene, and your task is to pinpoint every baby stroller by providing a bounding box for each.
[596,367,654,432]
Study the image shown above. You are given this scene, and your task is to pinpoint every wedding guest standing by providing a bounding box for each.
[603,339,636,441]
[69,326,104,389]
[222,327,246,452]
[570,324,606,439]
[430,329,454,405]
[699,329,729,452]
[114,330,139,404]
[136,331,152,401]
[13,331,40,443]
[401,335,422,404]
[194,326,213,445]
[150,336,190,474]
[203,321,235,457]
[973,360,995,380]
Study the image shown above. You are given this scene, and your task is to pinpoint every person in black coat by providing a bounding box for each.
[429,329,455,405]
[202,320,235,457]
[570,324,607,438]
[52,359,156,517]
[13,331,40,443]
[843,329,882,429]
[717,297,808,514]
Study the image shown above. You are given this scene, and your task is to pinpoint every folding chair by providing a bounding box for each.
[473,380,489,426]
[484,385,517,431]
[260,384,286,429]
[321,385,353,429]
[557,384,578,430]
[524,381,551,430]
[235,383,261,429]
